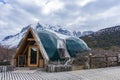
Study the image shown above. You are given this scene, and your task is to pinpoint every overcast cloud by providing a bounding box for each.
[0,0,120,40]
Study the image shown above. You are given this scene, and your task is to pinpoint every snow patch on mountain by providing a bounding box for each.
[94,25,120,36]
[0,23,73,48]
[0,22,94,48]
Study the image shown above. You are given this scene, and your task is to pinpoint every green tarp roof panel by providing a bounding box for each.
[66,37,90,57]
[37,31,61,61]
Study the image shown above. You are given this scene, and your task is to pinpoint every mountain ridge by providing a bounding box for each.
[1,23,93,48]
[81,25,120,49]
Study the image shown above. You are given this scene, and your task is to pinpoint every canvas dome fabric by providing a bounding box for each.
[66,37,90,57]
[37,31,60,61]
[37,30,90,61]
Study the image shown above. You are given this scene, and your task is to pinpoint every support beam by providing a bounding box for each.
[27,38,35,41]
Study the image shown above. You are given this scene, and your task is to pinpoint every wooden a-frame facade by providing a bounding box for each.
[13,28,48,68]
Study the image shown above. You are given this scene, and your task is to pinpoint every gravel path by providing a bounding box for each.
[0,66,120,80]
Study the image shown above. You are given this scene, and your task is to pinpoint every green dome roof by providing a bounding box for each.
[66,37,90,57]
[37,31,60,61]
[37,30,90,61]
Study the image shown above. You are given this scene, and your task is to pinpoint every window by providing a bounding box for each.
[58,48,65,58]
[57,39,65,58]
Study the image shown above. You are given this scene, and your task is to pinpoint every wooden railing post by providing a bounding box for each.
[116,55,118,65]
[105,55,108,67]
[117,54,120,65]
[89,55,92,68]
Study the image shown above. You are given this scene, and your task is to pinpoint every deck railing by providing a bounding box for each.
[0,66,14,72]
[89,55,120,68]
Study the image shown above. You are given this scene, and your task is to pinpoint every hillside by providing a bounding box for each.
[0,45,16,62]
[81,25,120,50]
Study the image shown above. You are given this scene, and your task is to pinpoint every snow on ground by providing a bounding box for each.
[0,66,120,80]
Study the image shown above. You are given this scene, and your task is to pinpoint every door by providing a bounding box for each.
[28,46,38,67]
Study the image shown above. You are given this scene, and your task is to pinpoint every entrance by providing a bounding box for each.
[28,46,38,67]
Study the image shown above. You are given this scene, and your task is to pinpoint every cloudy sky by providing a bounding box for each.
[0,0,120,40]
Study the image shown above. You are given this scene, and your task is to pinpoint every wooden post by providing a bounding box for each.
[105,55,108,67]
[117,54,120,65]
[18,56,20,67]
[89,55,92,68]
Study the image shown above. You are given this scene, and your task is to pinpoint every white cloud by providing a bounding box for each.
[76,0,96,7]
[0,3,13,16]
[65,4,120,31]
[0,20,8,26]
[12,0,64,15]
[96,5,120,20]
[66,16,87,26]
[41,0,64,14]
[0,0,120,40]
[0,0,41,40]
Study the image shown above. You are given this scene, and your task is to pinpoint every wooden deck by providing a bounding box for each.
[0,66,120,80]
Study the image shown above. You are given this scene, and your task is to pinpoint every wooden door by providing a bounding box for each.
[28,46,38,67]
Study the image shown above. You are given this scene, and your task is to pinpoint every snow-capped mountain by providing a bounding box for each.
[73,31,81,37]
[81,25,120,49]
[82,31,94,36]
[0,23,73,48]
[0,22,95,48]
[94,25,120,36]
